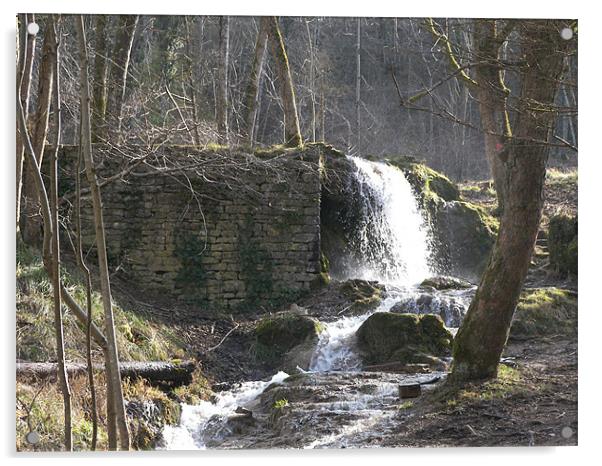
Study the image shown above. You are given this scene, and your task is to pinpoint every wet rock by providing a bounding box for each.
[363,361,431,374]
[340,279,384,313]
[420,276,473,290]
[253,312,323,368]
[127,397,181,450]
[390,293,467,328]
[281,338,319,373]
[356,313,453,367]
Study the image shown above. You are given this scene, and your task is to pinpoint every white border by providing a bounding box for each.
[1,1,597,465]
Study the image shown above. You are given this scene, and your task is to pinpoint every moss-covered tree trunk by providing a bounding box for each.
[264,16,302,147]
[451,20,569,381]
[216,16,230,145]
[242,18,268,146]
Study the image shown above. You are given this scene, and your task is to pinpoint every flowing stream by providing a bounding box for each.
[160,156,471,449]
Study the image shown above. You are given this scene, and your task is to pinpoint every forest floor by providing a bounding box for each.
[379,338,578,447]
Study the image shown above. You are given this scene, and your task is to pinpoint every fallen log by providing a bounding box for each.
[16,360,196,385]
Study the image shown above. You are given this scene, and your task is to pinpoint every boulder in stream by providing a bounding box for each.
[356,313,453,369]
[253,312,324,370]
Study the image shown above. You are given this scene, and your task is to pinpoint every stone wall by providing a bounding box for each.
[60,145,324,309]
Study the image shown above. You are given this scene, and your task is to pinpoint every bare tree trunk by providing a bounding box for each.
[75,122,99,450]
[76,16,130,450]
[184,16,201,146]
[48,18,72,449]
[305,19,317,143]
[242,18,268,146]
[451,20,568,382]
[216,16,230,145]
[106,15,138,141]
[21,22,55,246]
[264,16,302,147]
[92,15,108,143]
[16,14,36,235]
[355,18,361,154]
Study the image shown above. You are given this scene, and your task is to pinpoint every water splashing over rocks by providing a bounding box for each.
[160,156,473,450]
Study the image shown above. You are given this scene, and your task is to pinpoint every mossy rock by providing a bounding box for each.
[384,155,460,202]
[420,275,473,290]
[510,287,577,340]
[548,214,578,276]
[254,313,323,363]
[356,312,453,365]
[433,201,498,281]
[340,279,383,313]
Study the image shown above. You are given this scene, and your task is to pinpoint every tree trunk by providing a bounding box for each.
[242,18,268,146]
[47,18,72,450]
[264,16,302,147]
[473,20,512,213]
[92,15,108,143]
[355,18,361,154]
[16,14,36,235]
[21,22,55,246]
[106,15,138,141]
[451,20,568,382]
[75,16,131,451]
[216,16,230,145]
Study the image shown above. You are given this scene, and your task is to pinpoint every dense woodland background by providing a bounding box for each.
[23,15,577,181]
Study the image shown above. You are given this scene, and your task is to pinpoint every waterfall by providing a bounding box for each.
[334,156,433,286]
[160,155,458,449]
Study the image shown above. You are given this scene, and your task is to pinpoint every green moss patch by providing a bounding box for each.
[510,287,577,340]
[340,279,383,313]
[384,155,460,203]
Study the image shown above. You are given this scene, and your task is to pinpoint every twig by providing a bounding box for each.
[204,322,240,353]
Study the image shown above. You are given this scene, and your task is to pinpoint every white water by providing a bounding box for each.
[339,156,433,286]
[161,157,446,450]
[160,371,289,450]
[309,290,407,372]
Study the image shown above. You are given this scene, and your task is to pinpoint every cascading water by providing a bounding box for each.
[334,156,433,286]
[309,156,436,373]
[160,155,470,449]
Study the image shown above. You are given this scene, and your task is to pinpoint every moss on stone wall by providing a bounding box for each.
[238,216,274,306]
[174,230,207,302]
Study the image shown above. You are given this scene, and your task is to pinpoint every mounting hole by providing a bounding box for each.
[560,28,573,40]
[25,430,40,445]
[26,22,39,36]
[561,426,574,439]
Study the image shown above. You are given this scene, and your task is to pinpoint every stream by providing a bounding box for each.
[160,156,474,450]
